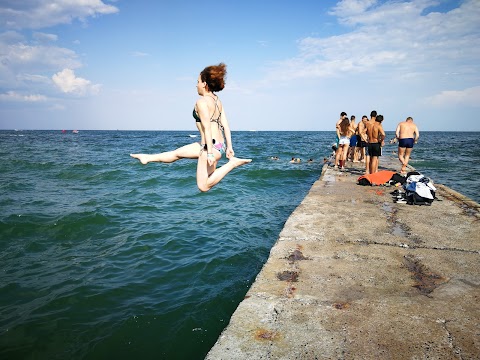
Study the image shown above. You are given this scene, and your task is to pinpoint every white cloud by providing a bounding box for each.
[424,86,480,107]
[33,32,58,42]
[0,30,84,97]
[52,68,101,96]
[17,73,50,83]
[0,0,119,30]
[266,0,480,82]
[0,1,118,100]
[0,90,47,102]
[0,37,82,73]
[0,30,24,43]
[329,0,378,18]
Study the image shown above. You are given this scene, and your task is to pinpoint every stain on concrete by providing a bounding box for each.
[436,185,479,218]
[255,329,279,341]
[287,249,308,263]
[333,302,350,310]
[403,255,447,295]
[276,271,299,282]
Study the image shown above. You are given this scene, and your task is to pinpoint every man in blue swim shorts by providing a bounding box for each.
[394,116,420,174]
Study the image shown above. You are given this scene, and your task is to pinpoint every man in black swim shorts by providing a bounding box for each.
[355,115,368,162]
[367,142,382,157]
[366,114,385,174]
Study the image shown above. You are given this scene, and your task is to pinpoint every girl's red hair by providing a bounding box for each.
[200,63,227,92]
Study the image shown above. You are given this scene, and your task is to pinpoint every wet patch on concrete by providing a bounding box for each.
[323,174,336,186]
[276,271,299,282]
[392,223,408,237]
[383,202,422,244]
[348,168,365,176]
[457,203,478,218]
[403,255,448,296]
[286,249,309,263]
[382,201,394,213]
[438,189,479,218]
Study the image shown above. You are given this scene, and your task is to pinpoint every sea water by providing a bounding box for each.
[0,130,478,359]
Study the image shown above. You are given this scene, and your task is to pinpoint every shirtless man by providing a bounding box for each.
[364,110,377,174]
[355,115,368,163]
[366,114,385,174]
[395,116,419,174]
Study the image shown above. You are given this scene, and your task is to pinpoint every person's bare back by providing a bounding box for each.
[396,117,419,140]
[395,117,419,174]
[373,122,385,143]
[367,121,384,143]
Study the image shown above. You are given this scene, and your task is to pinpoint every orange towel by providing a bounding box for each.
[358,170,396,186]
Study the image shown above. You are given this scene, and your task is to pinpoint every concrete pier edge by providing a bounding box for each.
[206,158,480,359]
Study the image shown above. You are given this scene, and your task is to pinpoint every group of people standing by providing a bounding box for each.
[334,111,420,175]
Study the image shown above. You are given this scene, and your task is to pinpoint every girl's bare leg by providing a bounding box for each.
[130,143,201,164]
[334,148,341,169]
[342,145,349,162]
[196,152,251,192]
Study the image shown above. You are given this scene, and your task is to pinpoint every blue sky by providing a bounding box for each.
[0,0,479,131]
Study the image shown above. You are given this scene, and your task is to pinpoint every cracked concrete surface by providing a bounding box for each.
[206,159,480,359]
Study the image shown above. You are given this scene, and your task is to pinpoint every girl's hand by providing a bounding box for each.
[207,153,216,166]
[226,147,234,159]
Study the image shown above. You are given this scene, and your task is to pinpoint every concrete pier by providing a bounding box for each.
[206,158,480,359]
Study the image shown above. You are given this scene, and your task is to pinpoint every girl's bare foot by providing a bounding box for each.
[229,157,252,168]
[130,154,150,165]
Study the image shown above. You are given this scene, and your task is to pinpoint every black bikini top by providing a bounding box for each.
[193,95,223,132]
[193,108,201,122]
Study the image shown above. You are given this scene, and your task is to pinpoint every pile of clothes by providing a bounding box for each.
[391,172,436,205]
[357,170,437,206]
